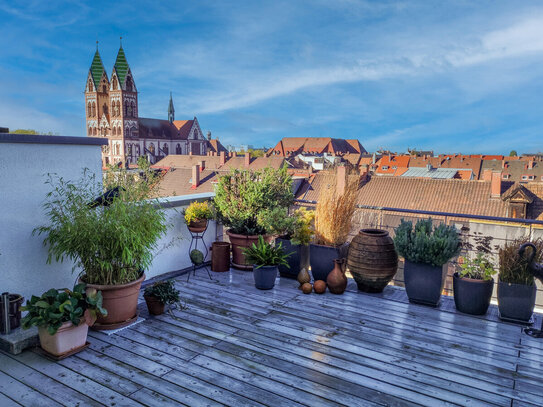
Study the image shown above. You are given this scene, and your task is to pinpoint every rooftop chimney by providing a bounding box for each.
[336,165,346,196]
[199,160,205,171]
[491,171,502,198]
[482,169,492,182]
[529,160,534,169]
[189,151,193,156]
[233,151,237,157]
[192,164,200,189]
[220,151,226,166]
[245,152,251,168]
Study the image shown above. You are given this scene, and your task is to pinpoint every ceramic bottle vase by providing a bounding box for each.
[327,259,347,294]
[297,268,311,289]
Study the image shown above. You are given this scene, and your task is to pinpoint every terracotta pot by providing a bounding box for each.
[188,218,208,233]
[0,293,24,332]
[227,230,271,271]
[347,229,398,293]
[83,273,145,330]
[327,259,348,294]
[144,295,165,315]
[211,241,231,272]
[38,320,88,357]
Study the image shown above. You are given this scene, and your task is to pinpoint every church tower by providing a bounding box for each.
[108,40,138,165]
[168,92,175,123]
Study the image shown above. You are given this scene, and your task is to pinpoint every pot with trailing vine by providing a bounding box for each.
[143,279,183,315]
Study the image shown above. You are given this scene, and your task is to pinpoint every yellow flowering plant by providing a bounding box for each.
[184,201,213,225]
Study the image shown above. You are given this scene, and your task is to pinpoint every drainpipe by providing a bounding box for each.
[2,292,10,335]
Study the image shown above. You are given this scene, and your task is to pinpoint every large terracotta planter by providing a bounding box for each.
[0,293,24,332]
[453,273,494,315]
[498,281,536,323]
[188,219,208,233]
[276,238,309,278]
[83,273,145,330]
[227,230,271,271]
[347,229,398,293]
[38,320,88,357]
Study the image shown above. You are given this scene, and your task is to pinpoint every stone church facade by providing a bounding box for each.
[85,44,208,166]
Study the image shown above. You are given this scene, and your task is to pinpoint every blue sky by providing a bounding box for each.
[1,1,542,154]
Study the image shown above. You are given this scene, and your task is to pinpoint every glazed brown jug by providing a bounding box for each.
[327,258,347,294]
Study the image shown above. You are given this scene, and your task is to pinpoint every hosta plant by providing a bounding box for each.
[21,283,107,335]
[242,236,293,269]
[393,218,460,267]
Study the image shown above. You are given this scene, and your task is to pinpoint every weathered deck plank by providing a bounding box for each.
[1,269,541,406]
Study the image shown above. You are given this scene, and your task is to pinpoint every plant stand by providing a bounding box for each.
[187,224,211,282]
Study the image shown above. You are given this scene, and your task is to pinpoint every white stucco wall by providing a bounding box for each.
[0,137,104,301]
[147,193,217,280]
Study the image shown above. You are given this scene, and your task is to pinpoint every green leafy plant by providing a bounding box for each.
[291,207,315,246]
[34,168,169,285]
[144,280,182,306]
[257,207,315,246]
[458,253,496,280]
[21,283,107,335]
[214,166,294,235]
[242,235,293,269]
[393,218,460,267]
[499,237,543,285]
[183,201,213,224]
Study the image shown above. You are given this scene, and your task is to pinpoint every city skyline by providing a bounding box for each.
[1,1,543,153]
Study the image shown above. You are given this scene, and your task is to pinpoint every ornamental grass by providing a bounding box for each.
[313,171,359,246]
[499,236,543,285]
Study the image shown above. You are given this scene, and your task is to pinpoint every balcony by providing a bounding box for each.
[1,134,542,406]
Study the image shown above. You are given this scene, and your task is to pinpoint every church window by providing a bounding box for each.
[118,126,122,136]
[102,85,107,93]
[103,103,108,115]
[112,127,117,136]
[115,144,120,155]
[88,80,94,92]
[112,76,118,90]
[125,101,130,117]
[91,102,96,117]
[131,101,136,117]
[149,143,155,154]
[136,144,140,155]
[163,143,168,155]
[176,144,181,154]
[87,102,92,116]
[126,76,133,92]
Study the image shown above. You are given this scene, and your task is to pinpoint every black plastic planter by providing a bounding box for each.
[276,238,309,279]
[309,243,348,282]
[453,273,494,315]
[253,265,278,290]
[403,260,445,307]
[497,281,536,323]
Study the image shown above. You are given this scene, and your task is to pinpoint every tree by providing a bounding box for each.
[509,150,518,157]
[12,129,39,135]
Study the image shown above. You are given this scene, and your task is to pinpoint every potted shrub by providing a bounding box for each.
[21,283,106,357]
[242,236,292,290]
[498,237,543,323]
[34,162,169,330]
[393,218,460,307]
[453,253,496,315]
[260,207,315,278]
[310,171,358,281]
[143,280,183,315]
[184,201,213,233]
[214,166,294,270]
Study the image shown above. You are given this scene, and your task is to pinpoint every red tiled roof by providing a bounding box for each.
[268,137,366,156]
[375,155,410,175]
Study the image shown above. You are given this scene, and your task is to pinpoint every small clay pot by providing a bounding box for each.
[144,295,165,315]
[301,283,313,294]
[188,219,208,233]
[314,280,326,294]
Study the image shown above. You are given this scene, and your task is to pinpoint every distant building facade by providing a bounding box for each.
[85,44,208,166]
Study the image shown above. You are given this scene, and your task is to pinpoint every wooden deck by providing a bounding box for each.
[1,269,543,406]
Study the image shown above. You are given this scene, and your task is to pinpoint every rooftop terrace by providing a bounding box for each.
[1,269,542,407]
